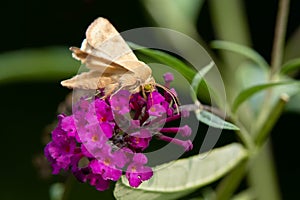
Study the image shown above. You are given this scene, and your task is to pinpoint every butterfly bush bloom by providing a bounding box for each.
[45,73,193,191]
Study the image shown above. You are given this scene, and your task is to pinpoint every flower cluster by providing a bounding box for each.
[44,73,193,191]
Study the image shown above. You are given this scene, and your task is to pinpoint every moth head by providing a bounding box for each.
[143,83,155,92]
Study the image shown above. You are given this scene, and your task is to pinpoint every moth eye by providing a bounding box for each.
[144,84,153,92]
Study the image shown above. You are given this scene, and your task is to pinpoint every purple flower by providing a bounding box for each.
[128,129,152,151]
[89,143,127,181]
[148,104,166,117]
[163,72,174,83]
[89,159,122,181]
[61,115,77,137]
[169,88,177,97]
[72,99,90,123]
[71,154,89,183]
[110,90,131,114]
[45,72,194,191]
[147,91,165,107]
[81,123,107,155]
[99,122,113,138]
[88,173,110,191]
[44,138,77,174]
[161,101,174,116]
[156,134,193,151]
[51,115,68,142]
[94,98,114,122]
[81,144,94,158]
[125,153,153,187]
[72,166,89,183]
[160,125,192,137]
[163,72,174,88]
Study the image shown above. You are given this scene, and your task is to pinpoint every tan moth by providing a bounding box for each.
[61,17,178,107]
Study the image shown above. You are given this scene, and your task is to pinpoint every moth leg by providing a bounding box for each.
[141,86,146,99]
[101,83,120,99]
[97,76,117,98]
[98,76,113,88]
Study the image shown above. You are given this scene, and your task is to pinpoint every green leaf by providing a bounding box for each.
[280,58,300,74]
[114,143,247,200]
[231,189,255,200]
[129,42,219,104]
[235,62,268,118]
[127,42,224,102]
[191,61,214,102]
[0,46,78,84]
[142,0,204,37]
[196,110,239,130]
[114,183,194,200]
[284,26,300,60]
[232,81,300,113]
[172,0,204,22]
[128,42,196,82]
[285,92,300,113]
[211,40,269,70]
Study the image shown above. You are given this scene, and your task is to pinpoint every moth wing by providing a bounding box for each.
[70,46,128,73]
[83,17,144,72]
[61,17,152,90]
[61,70,112,90]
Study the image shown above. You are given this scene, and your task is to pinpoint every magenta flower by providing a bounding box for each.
[61,115,77,137]
[110,90,131,114]
[128,129,152,151]
[126,153,153,187]
[160,125,192,137]
[44,141,74,174]
[81,123,107,154]
[94,98,114,122]
[148,104,166,117]
[89,159,122,181]
[163,73,175,96]
[163,72,174,83]
[147,91,165,107]
[88,173,110,191]
[45,72,193,191]
[44,115,79,174]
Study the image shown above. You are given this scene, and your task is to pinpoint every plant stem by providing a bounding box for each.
[230,114,255,151]
[235,122,255,152]
[214,161,247,200]
[254,0,291,138]
[248,142,282,200]
[270,0,290,75]
[255,93,289,146]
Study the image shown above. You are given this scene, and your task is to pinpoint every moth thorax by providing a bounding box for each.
[133,64,152,81]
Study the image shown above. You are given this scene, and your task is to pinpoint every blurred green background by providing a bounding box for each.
[0,0,299,199]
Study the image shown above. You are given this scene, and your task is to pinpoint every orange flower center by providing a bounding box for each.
[92,134,98,142]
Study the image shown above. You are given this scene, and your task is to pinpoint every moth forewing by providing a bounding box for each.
[62,17,167,100]
[61,70,103,90]
[70,47,129,74]
[83,17,139,71]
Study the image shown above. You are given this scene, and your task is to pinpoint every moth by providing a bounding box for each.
[61,17,178,107]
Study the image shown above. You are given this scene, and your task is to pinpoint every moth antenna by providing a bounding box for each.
[155,83,180,114]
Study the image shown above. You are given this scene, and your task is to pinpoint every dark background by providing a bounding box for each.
[0,0,299,199]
